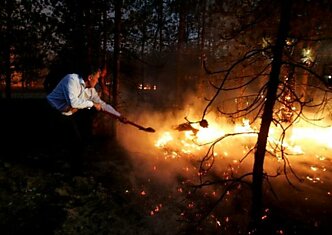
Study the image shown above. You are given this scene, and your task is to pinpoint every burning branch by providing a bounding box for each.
[173,117,209,135]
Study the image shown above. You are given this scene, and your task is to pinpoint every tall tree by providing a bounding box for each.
[251,0,292,228]
[112,0,122,110]
[175,0,187,104]
[1,0,14,98]
[178,0,332,233]
[1,0,57,97]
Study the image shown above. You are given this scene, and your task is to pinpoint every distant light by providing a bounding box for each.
[138,83,157,90]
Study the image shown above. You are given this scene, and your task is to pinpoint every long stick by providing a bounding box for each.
[125,120,156,133]
[102,111,155,133]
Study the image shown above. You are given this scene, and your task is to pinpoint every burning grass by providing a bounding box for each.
[116,103,332,233]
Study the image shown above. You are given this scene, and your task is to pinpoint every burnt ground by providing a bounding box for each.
[1,98,332,235]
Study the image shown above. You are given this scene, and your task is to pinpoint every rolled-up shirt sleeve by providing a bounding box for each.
[67,76,94,109]
[88,88,121,117]
[102,103,121,117]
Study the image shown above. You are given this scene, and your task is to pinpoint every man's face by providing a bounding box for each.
[86,69,101,88]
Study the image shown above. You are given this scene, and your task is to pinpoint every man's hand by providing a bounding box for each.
[93,103,102,111]
[71,108,78,114]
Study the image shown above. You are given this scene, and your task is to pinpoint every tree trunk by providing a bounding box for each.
[198,0,206,98]
[102,7,108,69]
[4,0,13,99]
[176,1,187,105]
[111,0,122,137]
[157,0,164,52]
[140,0,148,101]
[113,0,122,108]
[85,2,94,66]
[4,41,11,99]
[251,0,292,231]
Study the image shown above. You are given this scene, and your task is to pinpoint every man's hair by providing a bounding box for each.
[80,64,101,80]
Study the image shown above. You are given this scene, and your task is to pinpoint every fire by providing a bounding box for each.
[301,47,315,65]
[155,132,173,148]
[234,118,257,134]
[195,123,226,143]
[154,118,258,160]
[154,117,332,163]
[289,126,332,149]
[122,113,331,215]
[154,120,229,159]
[115,93,332,233]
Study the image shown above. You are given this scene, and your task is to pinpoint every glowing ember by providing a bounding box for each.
[310,166,318,171]
[141,191,147,196]
[150,204,163,216]
[216,220,221,226]
[301,47,315,65]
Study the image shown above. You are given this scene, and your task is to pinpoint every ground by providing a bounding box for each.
[0,98,332,235]
[0,98,156,234]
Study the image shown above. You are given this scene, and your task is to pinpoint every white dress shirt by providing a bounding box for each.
[47,73,121,117]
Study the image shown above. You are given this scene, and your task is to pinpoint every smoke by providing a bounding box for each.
[110,81,332,233]
[116,90,252,189]
[116,97,201,185]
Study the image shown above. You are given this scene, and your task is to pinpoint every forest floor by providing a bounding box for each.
[0,97,332,235]
[0,98,153,234]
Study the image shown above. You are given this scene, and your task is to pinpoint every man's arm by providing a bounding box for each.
[66,75,94,109]
[88,88,121,117]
